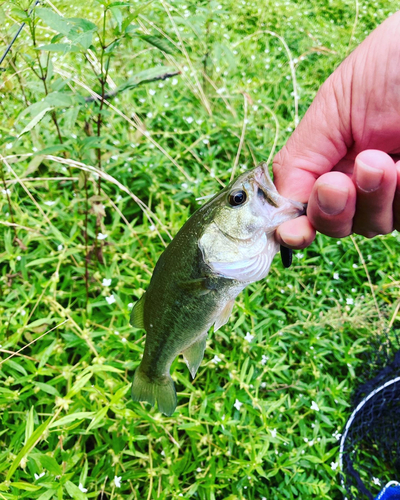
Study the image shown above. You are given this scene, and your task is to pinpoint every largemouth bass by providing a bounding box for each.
[130,163,305,415]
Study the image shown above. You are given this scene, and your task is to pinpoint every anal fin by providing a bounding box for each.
[130,294,145,329]
[182,335,207,379]
[214,299,235,332]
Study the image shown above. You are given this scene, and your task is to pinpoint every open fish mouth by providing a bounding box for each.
[254,165,307,217]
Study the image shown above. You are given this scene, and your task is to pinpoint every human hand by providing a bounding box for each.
[273,12,400,249]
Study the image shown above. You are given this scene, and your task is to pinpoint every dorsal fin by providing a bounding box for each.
[130,294,145,329]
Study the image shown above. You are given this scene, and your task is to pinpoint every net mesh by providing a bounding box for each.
[341,338,400,500]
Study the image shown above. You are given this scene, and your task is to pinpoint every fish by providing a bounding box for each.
[130,163,305,416]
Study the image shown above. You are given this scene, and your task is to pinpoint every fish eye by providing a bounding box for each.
[228,189,247,207]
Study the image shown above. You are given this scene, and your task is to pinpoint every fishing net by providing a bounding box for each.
[340,337,400,500]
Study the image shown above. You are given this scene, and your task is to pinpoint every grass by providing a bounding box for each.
[0,0,400,498]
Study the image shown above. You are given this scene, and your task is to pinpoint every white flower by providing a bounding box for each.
[172,78,178,85]
[261,382,266,388]
[233,399,243,411]
[97,233,108,240]
[244,332,254,342]
[2,189,11,195]
[78,483,88,493]
[352,263,358,269]
[196,467,202,472]
[128,303,133,308]
[147,112,153,118]
[373,477,381,486]
[270,428,277,438]
[57,244,63,251]
[6,143,12,149]
[122,338,127,343]
[261,354,268,365]
[186,116,194,124]
[216,87,226,94]
[330,461,339,471]
[212,354,221,364]
[44,200,56,206]
[149,89,156,96]
[21,309,26,316]
[34,472,45,480]
[106,295,116,305]
[333,272,339,280]
[333,430,342,440]
[296,252,304,259]
[202,138,209,144]
[114,475,122,488]
[102,278,112,287]
[346,298,354,305]
[310,401,319,411]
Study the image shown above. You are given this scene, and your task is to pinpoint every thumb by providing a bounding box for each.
[273,61,353,202]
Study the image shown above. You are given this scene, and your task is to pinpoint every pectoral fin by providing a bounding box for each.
[182,335,207,378]
[214,299,235,332]
[130,294,145,329]
[178,278,211,296]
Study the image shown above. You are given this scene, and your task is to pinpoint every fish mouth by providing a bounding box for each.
[254,165,306,216]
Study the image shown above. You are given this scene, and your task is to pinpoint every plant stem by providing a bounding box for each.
[84,172,89,309]
[0,162,17,243]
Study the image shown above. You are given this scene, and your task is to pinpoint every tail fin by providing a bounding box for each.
[131,367,177,416]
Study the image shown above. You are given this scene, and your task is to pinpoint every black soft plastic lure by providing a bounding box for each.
[280,245,293,268]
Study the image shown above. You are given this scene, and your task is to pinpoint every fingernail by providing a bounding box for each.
[279,230,305,248]
[317,184,349,215]
[356,160,384,192]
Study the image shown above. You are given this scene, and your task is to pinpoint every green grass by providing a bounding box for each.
[0,0,400,498]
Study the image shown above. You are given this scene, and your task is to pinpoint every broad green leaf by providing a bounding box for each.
[121,0,155,31]
[68,18,97,32]
[36,8,72,37]
[79,460,88,488]
[65,481,88,500]
[139,35,177,55]
[37,490,58,500]
[36,9,96,50]
[26,257,59,268]
[45,92,74,107]
[38,43,80,53]
[27,318,54,329]
[6,417,52,481]
[10,482,42,491]
[62,106,80,132]
[66,372,92,398]
[4,359,27,376]
[38,340,58,369]
[117,65,177,93]
[110,384,130,405]
[18,107,53,138]
[49,412,95,428]
[25,407,35,445]
[35,382,60,397]
[86,406,109,432]
[39,455,62,475]
[109,6,123,31]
